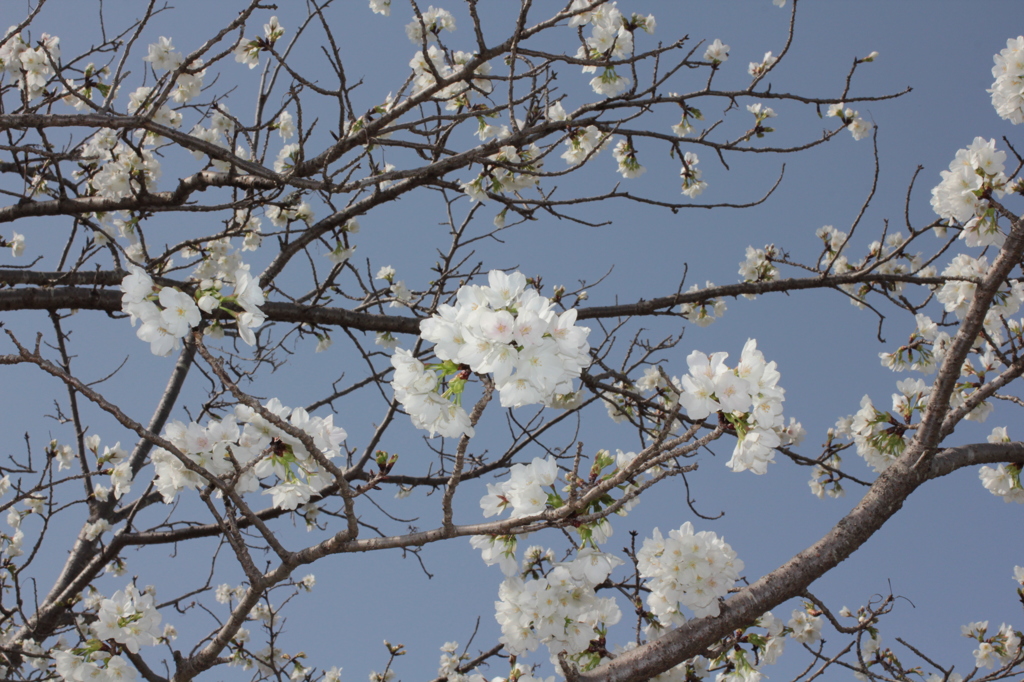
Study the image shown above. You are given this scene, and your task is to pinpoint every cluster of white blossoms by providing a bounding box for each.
[73,435,134,501]
[747,51,777,79]
[557,120,611,167]
[807,453,845,499]
[660,607,815,682]
[669,96,704,138]
[186,105,240,172]
[140,36,206,104]
[930,137,1012,245]
[679,151,707,197]
[838,363,997,475]
[569,1,654,97]
[0,27,60,100]
[120,266,199,356]
[878,313,947,375]
[878,265,1021,430]
[816,223,850,264]
[370,0,661,111]
[436,641,487,682]
[78,128,162,213]
[1,471,58,561]
[471,451,638,576]
[54,585,164,682]
[391,271,591,439]
[637,522,744,623]
[368,0,392,16]
[151,398,346,511]
[234,16,284,69]
[405,5,455,43]
[746,102,777,137]
[607,341,802,475]
[368,5,493,109]
[67,32,242,253]
[436,645,555,682]
[682,342,798,474]
[989,36,1024,124]
[374,265,413,308]
[409,45,493,107]
[480,457,558,522]
[547,100,607,166]
[120,257,266,355]
[460,144,542,202]
[663,611,788,682]
[826,102,873,140]
[937,253,1024,332]
[737,244,780,288]
[787,607,823,644]
[494,546,623,668]
[480,524,785,678]
[865,269,1023,479]
[273,142,302,175]
[127,86,179,130]
[612,139,645,178]
[813,224,926,309]
[962,620,1022,670]
[953,346,1004,423]
[82,35,208,149]
[980,427,1024,503]
[142,36,180,71]
[391,349,476,439]
[368,2,720,193]
[678,281,727,327]
[835,378,930,474]
[93,586,163,653]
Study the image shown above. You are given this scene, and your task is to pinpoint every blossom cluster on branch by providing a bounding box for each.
[152,399,347,511]
[120,258,266,355]
[391,271,591,438]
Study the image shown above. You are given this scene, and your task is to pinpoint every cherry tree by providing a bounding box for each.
[0,2,1023,682]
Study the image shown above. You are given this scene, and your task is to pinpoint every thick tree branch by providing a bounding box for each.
[0,271,949,335]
